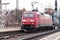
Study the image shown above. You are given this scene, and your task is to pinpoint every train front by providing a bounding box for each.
[21,12,36,31]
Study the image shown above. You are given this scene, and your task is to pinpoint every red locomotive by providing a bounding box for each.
[21,11,54,32]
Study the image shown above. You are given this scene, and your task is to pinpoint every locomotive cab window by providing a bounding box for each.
[23,13,34,18]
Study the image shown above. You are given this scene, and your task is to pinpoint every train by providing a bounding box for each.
[21,11,60,32]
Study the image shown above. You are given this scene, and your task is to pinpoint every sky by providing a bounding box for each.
[2,0,60,12]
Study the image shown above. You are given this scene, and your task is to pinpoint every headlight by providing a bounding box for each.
[30,20,34,22]
[22,20,26,22]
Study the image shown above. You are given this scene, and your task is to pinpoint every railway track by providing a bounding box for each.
[18,29,60,40]
[0,30,29,39]
[0,29,60,40]
[0,28,49,39]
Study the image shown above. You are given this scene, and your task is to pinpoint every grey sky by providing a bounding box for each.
[2,0,60,12]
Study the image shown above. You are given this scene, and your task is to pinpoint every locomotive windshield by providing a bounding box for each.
[23,13,34,18]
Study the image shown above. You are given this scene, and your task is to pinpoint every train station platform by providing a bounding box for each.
[0,27,21,32]
[40,32,60,40]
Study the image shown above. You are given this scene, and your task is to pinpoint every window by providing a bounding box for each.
[23,13,34,18]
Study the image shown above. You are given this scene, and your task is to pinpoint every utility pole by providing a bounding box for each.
[16,0,19,22]
[0,0,1,15]
[52,0,58,29]
[0,0,2,28]
[55,0,58,12]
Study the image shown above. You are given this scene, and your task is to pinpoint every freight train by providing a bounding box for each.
[21,11,60,32]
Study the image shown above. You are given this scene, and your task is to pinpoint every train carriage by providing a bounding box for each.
[53,12,60,27]
[21,11,54,31]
